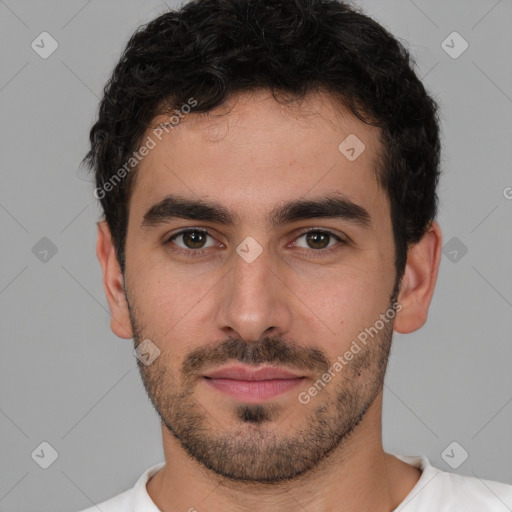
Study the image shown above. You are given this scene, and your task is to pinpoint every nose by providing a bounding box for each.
[214,245,293,342]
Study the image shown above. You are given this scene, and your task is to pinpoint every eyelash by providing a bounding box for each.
[164,228,347,257]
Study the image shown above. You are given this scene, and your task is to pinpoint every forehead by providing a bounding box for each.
[129,89,387,224]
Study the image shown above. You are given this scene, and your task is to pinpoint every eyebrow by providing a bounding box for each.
[140,193,371,230]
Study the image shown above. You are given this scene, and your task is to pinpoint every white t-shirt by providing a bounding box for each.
[76,454,512,511]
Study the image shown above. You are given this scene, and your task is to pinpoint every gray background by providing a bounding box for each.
[1,0,511,510]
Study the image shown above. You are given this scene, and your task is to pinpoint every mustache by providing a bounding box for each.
[181,335,331,377]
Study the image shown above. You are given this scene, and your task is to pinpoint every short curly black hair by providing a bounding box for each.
[83,0,442,293]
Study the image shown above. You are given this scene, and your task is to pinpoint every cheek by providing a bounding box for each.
[290,264,391,350]
[128,260,219,339]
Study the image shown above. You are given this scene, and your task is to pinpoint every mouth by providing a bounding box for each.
[202,364,306,402]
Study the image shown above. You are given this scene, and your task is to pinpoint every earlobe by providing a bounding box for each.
[393,221,442,334]
[96,220,134,339]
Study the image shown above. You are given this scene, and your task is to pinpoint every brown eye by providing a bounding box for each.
[295,230,342,250]
[305,231,330,249]
[169,229,215,250]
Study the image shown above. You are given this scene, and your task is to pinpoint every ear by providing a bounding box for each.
[394,221,442,334]
[96,220,134,339]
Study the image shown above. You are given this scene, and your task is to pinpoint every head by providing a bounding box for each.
[89,0,442,483]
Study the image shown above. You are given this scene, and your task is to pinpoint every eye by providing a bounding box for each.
[294,229,343,250]
[167,229,217,250]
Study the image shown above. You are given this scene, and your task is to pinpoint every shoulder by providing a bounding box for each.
[394,454,512,511]
[432,466,512,508]
[72,462,166,512]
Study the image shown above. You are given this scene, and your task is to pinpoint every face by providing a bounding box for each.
[122,89,398,482]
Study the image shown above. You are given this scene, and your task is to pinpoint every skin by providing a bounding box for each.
[96,88,442,512]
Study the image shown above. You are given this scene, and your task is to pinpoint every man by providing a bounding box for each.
[79,0,512,510]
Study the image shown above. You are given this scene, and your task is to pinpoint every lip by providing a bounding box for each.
[203,364,303,381]
[202,364,305,402]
